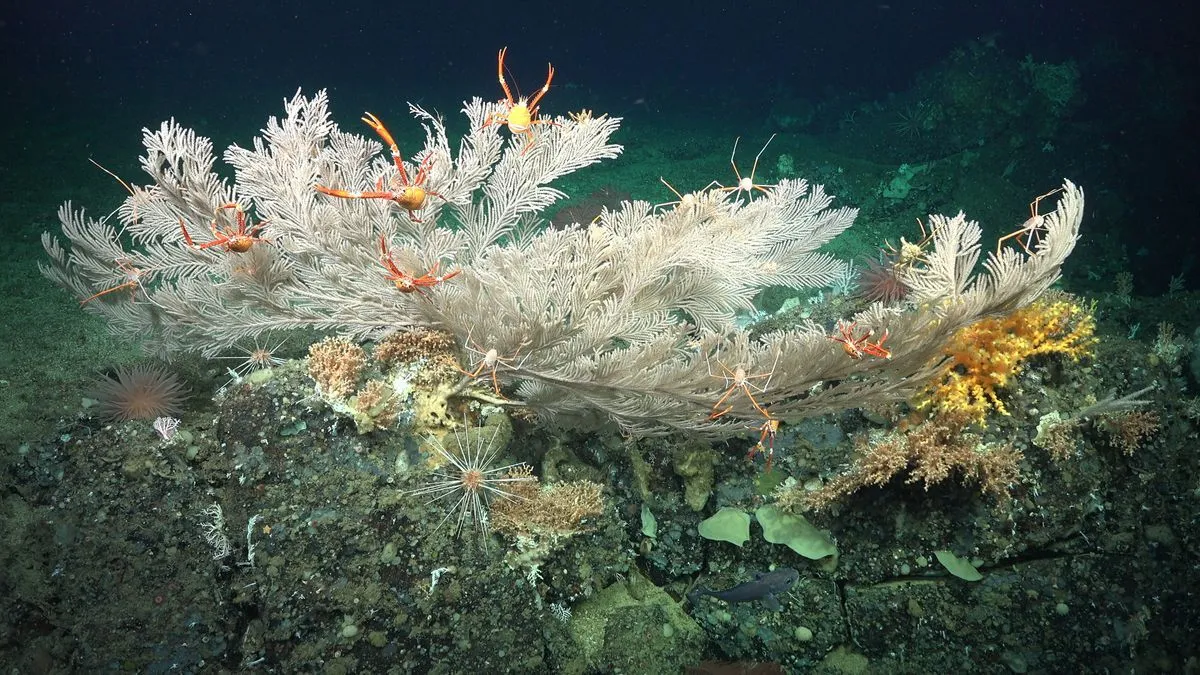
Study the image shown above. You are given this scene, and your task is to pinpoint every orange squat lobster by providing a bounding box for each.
[482,47,555,153]
[316,113,444,222]
[828,321,891,360]
[748,416,781,471]
[378,236,460,299]
[180,203,269,253]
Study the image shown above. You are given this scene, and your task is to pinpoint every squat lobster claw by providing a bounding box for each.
[378,236,460,299]
[316,112,445,222]
[481,47,556,154]
[180,203,270,254]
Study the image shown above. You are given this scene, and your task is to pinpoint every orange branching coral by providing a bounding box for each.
[784,413,1022,511]
[924,296,1097,424]
[306,336,366,398]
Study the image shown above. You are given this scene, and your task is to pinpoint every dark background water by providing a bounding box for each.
[1,0,1197,286]
[4,2,1189,110]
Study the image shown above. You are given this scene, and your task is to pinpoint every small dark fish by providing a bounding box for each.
[688,567,799,611]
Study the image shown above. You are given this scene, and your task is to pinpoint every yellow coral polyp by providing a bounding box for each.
[924,297,1096,423]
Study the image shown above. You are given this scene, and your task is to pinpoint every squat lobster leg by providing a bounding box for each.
[315,113,444,222]
[997,187,1064,255]
[80,258,148,305]
[717,135,777,200]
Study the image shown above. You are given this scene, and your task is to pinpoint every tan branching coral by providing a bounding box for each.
[1033,412,1083,462]
[1099,411,1161,455]
[374,329,458,372]
[784,413,1022,511]
[348,379,399,433]
[307,336,366,398]
[492,468,606,538]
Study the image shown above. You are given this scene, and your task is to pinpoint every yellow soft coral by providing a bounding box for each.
[923,295,1096,423]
